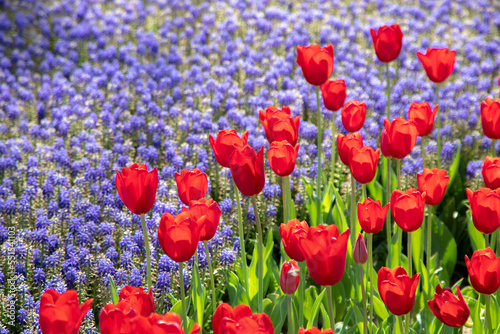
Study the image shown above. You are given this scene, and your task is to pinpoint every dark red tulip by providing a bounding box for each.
[158,211,201,263]
[229,145,265,197]
[116,163,158,215]
[296,44,334,86]
[299,226,350,286]
[39,290,93,334]
[383,117,418,159]
[174,169,208,206]
[417,48,456,83]
[349,146,380,184]
[353,233,368,265]
[268,140,299,177]
[417,168,449,206]
[298,328,334,334]
[118,286,155,317]
[99,301,136,334]
[279,219,309,262]
[481,98,500,140]
[408,102,438,137]
[130,313,200,334]
[341,100,366,133]
[188,198,221,241]
[212,303,273,334]
[380,128,392,158]
[465,248,500,295]
[370,24,403,63]
[337,132,364,166]
[428,285,470,327]
[482,156,500,190]
[357,198,389,234]
[378,266,420,316]
[466,188,500,235]
[320,79,347,111]
[280,260,300,295]
[259,106,300,146]
[390,189,426,232]
[209,129,249,168]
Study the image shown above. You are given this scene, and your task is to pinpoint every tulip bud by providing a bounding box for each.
[280,260,300,295]
[353,233,368,265]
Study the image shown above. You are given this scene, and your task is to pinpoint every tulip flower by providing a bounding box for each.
[130,313,200,334]
[417,48,456,83]
[209,129,249,168]
[383,117,418,159]
[466,188,500,235]
[320,79,346,111]
[174,168,208,206]
[482,156,500,190]
[298,226,349,286]
[296,44,334,86]
[417,168,449,206]
[279,219,309,262]
[99,301,136,334]
[229,145,265,197]
[428,285,470,327]
[280,260,300,294]
[465,248,500,295]
[39,289,93,334]
[298,328,334,334]
[212,303,274,334]
[408,102,438,137]
[187,198,221,241]
[353,233,368,265]
[116,163,158,215]
[337,132,364,166]
[370,24,404,63]
[481,98,500,140]
[349,146,380,184]
[118,286,155,317]
[357,198,389,234]
[268,140,299,177]
[341,100,366,133]
[377,266,420,316]
[380,128,392,158]
[390,189,426,232]
[158,211,201,263]
[259,106,300,146]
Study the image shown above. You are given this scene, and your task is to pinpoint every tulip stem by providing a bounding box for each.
[396,159,401,189]
[492,139,496,156]
[360,264,367,334]
[282,176,289,224]
[204,241,217,315]
[298,261,305,327]
[141,214,153,290]
[368,233,374,334]
[408,232,412,276]
[435,84,441,169]
[234,180,250,295]
[421,137,425,170]
[179,261,188,334]
[331,121,337,184]
[426,206,432,295]
[405,312,410,334]
[351,174,356,252]
[252,196,264,313]
[397,315,404,334]
[326,285,335,330]
[386,63,391,119]
[485,294,493,334]
[362,184,366,201]
[396,159,402,267]
[316,86,323,225]
[386,158,391,266]
[485,233,490,248]
[287,294,294,334]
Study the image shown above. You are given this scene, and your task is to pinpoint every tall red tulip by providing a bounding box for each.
[188,198,221,241]
[353,233,368,265]
[130,313,200,334]
[417,168,449,206]
[39,290,93,334]
[357,198,389,234]
[174,169,208,206]
[213,303,273,334]
[466,188,500,234]
[296,44,334,86]
[370,24,403,63]
[349,146,380,184]
[259,106,300,146]
[408,102,438,137]
[417,48,456,83]
[209,129,249,168]
[481,98,500,140]
[383,117,418,159]
[337,132,363,166]
[465,248,500,295]
[279,219,309,262]
[268,140,299,177]
[320,79,347,111]
[482,156,500,189]
[380,128,392,158]
[298,328,334,334]
[116,163,158,215]
[377,266,420,316]
[280,260,300,295]
[119,286,155,317]
[390,189,426,232]
[158,211,201,263]
[341,100,366,133]
[428,285,470,327]
[99,301,136,334]
[229,145,265,197]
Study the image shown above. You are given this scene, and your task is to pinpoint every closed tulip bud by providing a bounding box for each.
[174,169,208,206]
[209,129,249,168]
[466,188,500,234]
[268,141,299,177]
[353,233,367,265]
[229,145,265,197]
[408,102,438,137]
[417,48,456,83]
[341,100,366,133]
[99,301,136,334]
[280,260,300,294]
[337,132,364,166]
[428,285,470,327]
[465,248,500,295]
[482,156,500,189]
[259,106,300,146]
[118,286,155,317]
[320,79,347,111]
[130,313,200,334]
[481,98,500,140]
[378,266,420,316]
[383,117,418,159]
[380,128,392,158]
[298,328,334,334]
[279,219,309,262]
[188,198,221,241]
[296,44,334,86]
[390,189,426,232]
[358,198,389,234]
[116,163,158,215]
[417,168,449,206]
[349,146,380,184]
[158,211,201,263]
[370,24,404,63]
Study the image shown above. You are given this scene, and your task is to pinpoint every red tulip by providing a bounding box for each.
[390,189,426,232]
[174,169,208,206]
[213,304,252,334]
[383,117,418,159]
[320,79,347,111]
[481,98,500,140]
[116,163,158,215]
[39,289,93,334]
[298,328,334,334]
[428,285,470,327]
[213,303,273,334]
[417,48,456,83]
[349,146,380,184]
[280,260,300,295]
[298,226,350,286]
[466,188,500,234]
[130,313,200,334]
[118,286,155,317]
[465,248,500,295]
[341,100,366,133]
[353,233,368,265]
[482,156,500,190]
[209,129,249,168]
[188,198,221,241]
[279,219,309,262]
[259,106,300,146]
[370,24,403,63]
[408,102,438,137]
[337,132,363,166]
[99,301,136,334]
[296,44,334,86]
[229,145,265,197]
[378,266,420,316]
[357,198,389,234]
[417,168,449,206]
[268,140,299,177]
[158,211,201,263]
[380,128,392,158]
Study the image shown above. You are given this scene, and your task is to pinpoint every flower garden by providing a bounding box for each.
[0,0,499,333]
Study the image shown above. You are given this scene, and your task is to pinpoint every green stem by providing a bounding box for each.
[396,159,401,189]
[368,233,374,334]
[288,295,294,334]
[421,137,425,170]
[179,262,188,334]
[492,139,496,156]
[362,184,367,201]
[327,285,335,331]
[234,180,250,294]
[435,84,441,169]
[331,121,337,184]
[252,196,264,313]
[316,86,323,225]
[485,294,493,334]
[396,159,402,267]
[282,176,288,224]
[398,315,404,334]
[141,214,152,290]
[485,233,490,248]
[360,265,367,334]
[405,311,410,334]
[298,261,305,328]
[204,241,217,314]
[351,174,356,251]
[386,158,391,266]
[386,63,391,119]
[426,206,432,289]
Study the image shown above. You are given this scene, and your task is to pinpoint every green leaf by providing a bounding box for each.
[446,149,461,192]
[227,271,250,305]
[372,296,389,320]
[108,275,119,304]
[467,211,485,251]
[411,226,424,275]
[303,286,318,323]
[331,182,348,233]
[191,262,205,327]
[270,295,287,334]
[307,288,326,328]
[366,180,384,203]
[302,176,319,226]
[389,232,400,269]
[249,229,274,309]
[472,295,482,334]
[430,215,457,285]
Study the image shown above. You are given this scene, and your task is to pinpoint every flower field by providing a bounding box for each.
[0,0,499,333]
